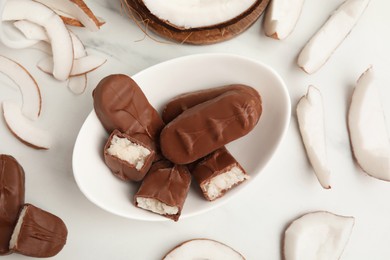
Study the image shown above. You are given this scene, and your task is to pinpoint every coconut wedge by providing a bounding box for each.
[297,0,370,74]
[31,41,53,55]
[13,20,49,42]
[264,0,305,40]
[163,239,244,260]
[2,101,51,150]
[37,55,106,77]
[3,0,74,81]
[53,8,105,28]
[34,0,101,31]
[0,55,41,121]
[348,67,390,181]
[284,211,355,260]
[67,74,87,95]
[296,86,331,189]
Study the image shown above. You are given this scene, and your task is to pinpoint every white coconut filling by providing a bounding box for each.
[136,197,179,215]
[107,135,151,170]
[142,0,257,29]
[202,166,248,200]
[9,205,28,249]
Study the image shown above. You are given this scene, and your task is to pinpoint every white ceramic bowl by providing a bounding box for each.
[72,53,291,221]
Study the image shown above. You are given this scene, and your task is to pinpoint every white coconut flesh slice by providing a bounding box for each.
[52,8,105,28]
[37,55,106,77]
[348,67,390,181]
[284,211,355,260]
[3,0,74,81]
[263,0,305,40]
[30,41,52,55]
[142,0,258,29]
[0,55,41,121]
[297,0,370,74]
[34,0,101,32]
[296,86,331,189]
[2,101,52,150]
[67,74,87,95]
[163,239,245,260]
[13,20,49,42]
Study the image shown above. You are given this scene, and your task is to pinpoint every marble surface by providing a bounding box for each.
[1,0,390,259]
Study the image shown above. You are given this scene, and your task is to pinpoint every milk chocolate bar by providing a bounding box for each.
[104,129,155,182]
[10,204,68,258]
[134,161,191,221]
[162,84,261,123]
[93,74,165,148]
[191,147,249,201]
[0,155,25,255]
[160,90,262,164]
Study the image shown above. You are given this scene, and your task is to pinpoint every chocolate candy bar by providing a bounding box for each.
[0,155,25,255]
[134,161,191,221]
[191,147,248,201]
[104,129,155,182]
[160,90,262,164]
[10,204,68,258]
[93,74,165,149]
[162,84,261,123]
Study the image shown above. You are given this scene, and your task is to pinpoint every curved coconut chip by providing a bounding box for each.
[54,8,105,28]
[122,0,270,44]
[67,74,87,95]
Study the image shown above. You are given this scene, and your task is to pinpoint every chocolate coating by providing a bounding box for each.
[11,204,68,258]
[104,129,155,182]
[160,90,262,164]
[134,161,191,221]
[162,84,261,123]
[191,147,247,201]
[93,74,165,147]
[0,155,25,255]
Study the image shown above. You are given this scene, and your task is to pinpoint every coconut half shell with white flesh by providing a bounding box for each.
[296,86,331,189]
[348,67,390,181]
[283,211,355,260]
[123,0,270,44]
[163,239,245,260]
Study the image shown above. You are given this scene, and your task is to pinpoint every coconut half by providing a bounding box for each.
[263,0,305,40]
[2,101,51,150]
[296,86,331,189]
[0,55,41,121]
[348,67,390,181]
[297,0,370,74]
[163,239,245,260]
[283,211,355,260]
[123,0,270,44]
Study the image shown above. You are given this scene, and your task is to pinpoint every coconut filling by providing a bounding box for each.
[136,197,179,215]
[9,205,28,249]
[107,135,151,171]
[202,166,249,200]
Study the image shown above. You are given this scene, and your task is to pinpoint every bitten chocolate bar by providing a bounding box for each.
[104,129,155,182]
[134,161,191,221]
[191,147,249,201]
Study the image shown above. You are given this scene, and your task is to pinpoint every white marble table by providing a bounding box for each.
[1,0,390,259]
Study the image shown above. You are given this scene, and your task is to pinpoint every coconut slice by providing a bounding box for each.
[13,20,49,42]
[30,41,52,55]
[34,0,101,31]
[283,211,355,260]
[53,8,105,28]
[3,0,74,81]
[263,0,305,40]
[67,74,87,95]
[2,101,51,149]
[0,55,41,121]
[348,67,390,181]
[296,86,331,189]
[37,55,106,77]
[163,239,245,260]
[297,0,370,74]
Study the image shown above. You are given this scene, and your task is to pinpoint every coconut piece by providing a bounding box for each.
[53,8,105,28]
[296,86,331,189]
[297,0,370,74]
[0,55,41,121]
[3,0,74,81]
[263,0,305,40]
[283,211,354,260]
[67,74,87,95]
[348,67,390,181]
[2,101,51,150]
[163,239,245,260]
[123,0,270,44]
[37,55,106,77]
[13,20,49,42]
[34,0,101,31]
[30,41,52,55]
